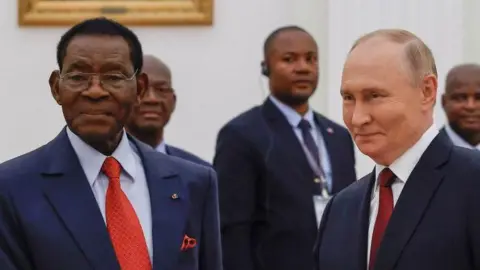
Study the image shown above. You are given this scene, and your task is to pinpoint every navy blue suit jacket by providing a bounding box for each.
[166,145,211,167]
[315,132,480,270]
[0,129,222,270]
[214,98,356,270]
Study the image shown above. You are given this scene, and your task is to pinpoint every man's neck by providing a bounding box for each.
[292,103,309,116]
[86,131,123,156]
[451,124,480,146]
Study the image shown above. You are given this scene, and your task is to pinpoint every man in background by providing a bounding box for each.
[441,63,480,149]
[315,29,480,270]
[214,25,357,270]
[126,54,210,166]
[0,18,221,270]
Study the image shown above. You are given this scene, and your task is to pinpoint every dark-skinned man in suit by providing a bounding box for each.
[0,18,221,270]
[214,25,357,270]
[126,54,210,166]
[315,29,480,270]
[440,63,480,150]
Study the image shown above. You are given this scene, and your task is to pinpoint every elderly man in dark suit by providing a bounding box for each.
[315,29,480,270]
[0,17,221,270]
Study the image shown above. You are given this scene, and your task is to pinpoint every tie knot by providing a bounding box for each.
[378,168,395,187]
[298,119,312,131]
[102,156,121,181]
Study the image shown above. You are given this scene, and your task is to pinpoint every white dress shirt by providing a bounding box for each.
[444,123,480,150]
[66,128,153,261]
[367,124,439,267]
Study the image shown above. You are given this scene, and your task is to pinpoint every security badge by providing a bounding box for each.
[314,176,330,199]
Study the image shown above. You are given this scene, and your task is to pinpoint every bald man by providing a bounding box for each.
[315,29,480,270]
[441,63,480,150]
[126,55,210,166]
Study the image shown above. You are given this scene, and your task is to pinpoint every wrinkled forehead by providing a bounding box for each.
[63,35,133,72]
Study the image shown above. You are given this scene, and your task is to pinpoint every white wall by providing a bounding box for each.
[0,0,302,162]
[315,0,466,177]
[0,0,477,179]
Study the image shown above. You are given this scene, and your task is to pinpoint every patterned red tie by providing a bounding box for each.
[102,156,151,270]
[369,168,395,270]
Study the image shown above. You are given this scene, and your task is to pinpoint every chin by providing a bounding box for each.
[137,123,162,133]
[293,88,314,96]
[356,142,382,159]
[74,125,120,143]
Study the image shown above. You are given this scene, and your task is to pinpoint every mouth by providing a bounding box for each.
[461,115,480,121]
[355,133,381,139]
[80,111,112,116]
[293,80,313,86]
[139,110,162,119]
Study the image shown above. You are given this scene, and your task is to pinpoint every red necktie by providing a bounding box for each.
[102,156,151,270]
[369,168,395,270]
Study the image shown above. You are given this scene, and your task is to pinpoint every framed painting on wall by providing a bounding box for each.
[18,0,213,26]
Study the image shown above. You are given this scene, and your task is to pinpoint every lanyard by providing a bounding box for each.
[301,142,330,198]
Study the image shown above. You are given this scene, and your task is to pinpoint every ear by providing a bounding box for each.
[441,93,447,109]
[49,70,62,105]
[421,74,438,109]
[171,92,177,113]
[136,72,148,103]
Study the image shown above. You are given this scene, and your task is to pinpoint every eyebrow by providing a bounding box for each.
[340,87,386,95]
[64,61,132,74]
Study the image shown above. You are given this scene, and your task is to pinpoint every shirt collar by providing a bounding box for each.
[269,95,315,128]
[156,140,167,154]
[375,124,439,184]
[444,123,480,150]
[66,127,137,186]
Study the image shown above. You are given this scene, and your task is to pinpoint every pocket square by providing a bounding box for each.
[181,235,197,251]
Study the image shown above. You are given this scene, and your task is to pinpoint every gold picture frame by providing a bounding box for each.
[18,0,214,26]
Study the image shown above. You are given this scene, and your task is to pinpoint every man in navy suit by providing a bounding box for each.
[126,55,210,167]
[315,29,480,270]
[0,18,221,270]
[214,26,357,270]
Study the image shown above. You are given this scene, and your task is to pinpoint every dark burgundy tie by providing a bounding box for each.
[369,168,395,270]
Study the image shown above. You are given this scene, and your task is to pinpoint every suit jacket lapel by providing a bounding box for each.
[354,171,376,270]
[133,137,188,270]
[374,133,451,270]
[42,129,120,269]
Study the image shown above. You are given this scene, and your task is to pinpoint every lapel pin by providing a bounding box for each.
[171,193,179,200]
[326,127,334,134]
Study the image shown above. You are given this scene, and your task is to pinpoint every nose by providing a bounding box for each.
[81,76,109,100]
[141,88,162,104]
[350,103,372,127]
[465,96,477,110]
[295,59,314,74]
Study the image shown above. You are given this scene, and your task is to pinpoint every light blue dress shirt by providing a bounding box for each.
[66,127,153,261]
[269,96,333,191]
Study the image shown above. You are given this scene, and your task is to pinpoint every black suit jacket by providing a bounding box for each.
[166,145,211,167]
[214,98,357,270]
[314,132,480,270]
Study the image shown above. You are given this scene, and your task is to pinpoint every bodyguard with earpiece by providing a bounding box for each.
[213,25,357,270]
